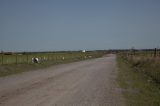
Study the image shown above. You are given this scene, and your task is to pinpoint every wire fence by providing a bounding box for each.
[119,49,160,83]
[0,52,104,65]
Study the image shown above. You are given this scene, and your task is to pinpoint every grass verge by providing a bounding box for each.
[117,55,160,106]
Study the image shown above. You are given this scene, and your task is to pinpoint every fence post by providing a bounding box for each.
[1,54,3,65]
[48,54,49,61]
[157,48,160,57]
[27,54,29,64]
[16,54,18,64]
[154,48,157,57]
[159,49,160,57]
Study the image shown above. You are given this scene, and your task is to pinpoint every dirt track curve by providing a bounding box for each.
[0,54,125,106]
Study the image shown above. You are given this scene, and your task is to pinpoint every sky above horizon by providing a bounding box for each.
[0,0,160,52]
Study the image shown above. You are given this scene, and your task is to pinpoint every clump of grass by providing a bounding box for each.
[127,55,160,83]
[117,55,160,106]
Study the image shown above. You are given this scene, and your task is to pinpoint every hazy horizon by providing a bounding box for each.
[1,0,160,52]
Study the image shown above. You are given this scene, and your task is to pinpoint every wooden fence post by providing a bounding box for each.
[154,48,157,57]
[48,55,49,61]
[27,54,29,64]
[1,54,3,65]
[159,49,160,57]
[16,54,18,64]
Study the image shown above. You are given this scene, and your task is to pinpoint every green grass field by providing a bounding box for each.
[0,51,105,64]
[117,52,160,106]
[0,51,106,77]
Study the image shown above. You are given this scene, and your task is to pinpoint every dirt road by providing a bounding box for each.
[0,54,125,106]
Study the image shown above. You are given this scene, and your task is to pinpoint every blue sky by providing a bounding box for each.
[0,0,160,51]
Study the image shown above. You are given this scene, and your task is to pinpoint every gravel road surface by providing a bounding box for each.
[0,54,125,106]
